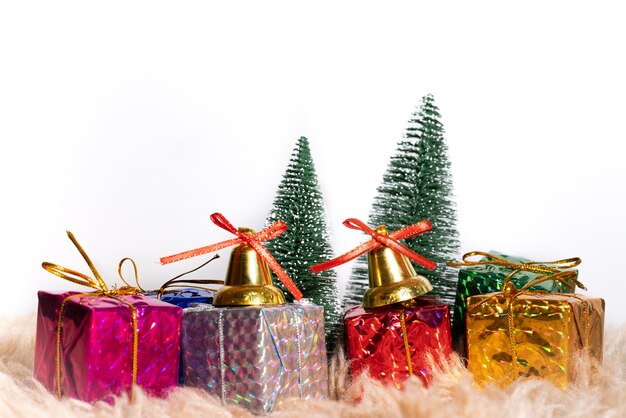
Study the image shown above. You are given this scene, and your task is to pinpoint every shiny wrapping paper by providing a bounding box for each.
[452,251,575,357]
[34,291,182,403]
[344,297,452,388]
[466,292,604,388]
[146,288,216,309]
[181,302,328,414]
[146,288,216,384]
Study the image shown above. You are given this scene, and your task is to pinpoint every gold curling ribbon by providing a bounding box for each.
[447,251,581,276]
[42,231,140,402]
[469,270,590,382]
[117,254,224,300]
[399,310,413,377]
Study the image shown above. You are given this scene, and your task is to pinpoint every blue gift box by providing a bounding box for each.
[149,288,216,309]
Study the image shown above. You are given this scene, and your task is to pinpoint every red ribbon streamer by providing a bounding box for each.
[310,218,437,273]
[160,212,303,300]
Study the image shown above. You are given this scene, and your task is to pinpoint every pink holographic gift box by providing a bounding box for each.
[34,290,182,403]
[181,302,328,414]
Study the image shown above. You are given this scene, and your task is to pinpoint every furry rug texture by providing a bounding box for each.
[1,315,624,418]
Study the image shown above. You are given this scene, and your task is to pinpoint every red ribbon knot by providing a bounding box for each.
[160,212,303,300]
[310,218,437,274]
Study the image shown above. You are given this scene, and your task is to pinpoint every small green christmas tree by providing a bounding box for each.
[410,94,459,304]
[265,136,342,351]
[345,94,459,310]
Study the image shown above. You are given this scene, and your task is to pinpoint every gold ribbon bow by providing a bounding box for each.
[447,251,581,277]
[42,231,141,401]
[117,255,224,300]
[469,270,590,382]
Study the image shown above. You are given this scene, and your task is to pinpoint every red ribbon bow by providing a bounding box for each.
[310,218,437,273]
[160,212,303,300]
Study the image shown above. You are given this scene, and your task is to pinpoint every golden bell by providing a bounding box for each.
[213,227,286,306]
[362,225,433,309]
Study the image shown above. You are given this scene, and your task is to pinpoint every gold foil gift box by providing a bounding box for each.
[466,272,604,388]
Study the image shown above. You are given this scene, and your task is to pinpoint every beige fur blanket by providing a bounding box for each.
[1,315,624,418]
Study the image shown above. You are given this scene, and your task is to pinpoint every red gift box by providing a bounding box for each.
[344,297,452,388]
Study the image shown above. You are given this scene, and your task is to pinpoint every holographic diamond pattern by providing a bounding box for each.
[181,303,328,414]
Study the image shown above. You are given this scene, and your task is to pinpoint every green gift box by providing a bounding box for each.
[450,251,579,358]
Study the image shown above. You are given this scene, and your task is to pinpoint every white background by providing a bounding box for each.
[1,2,624,324]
